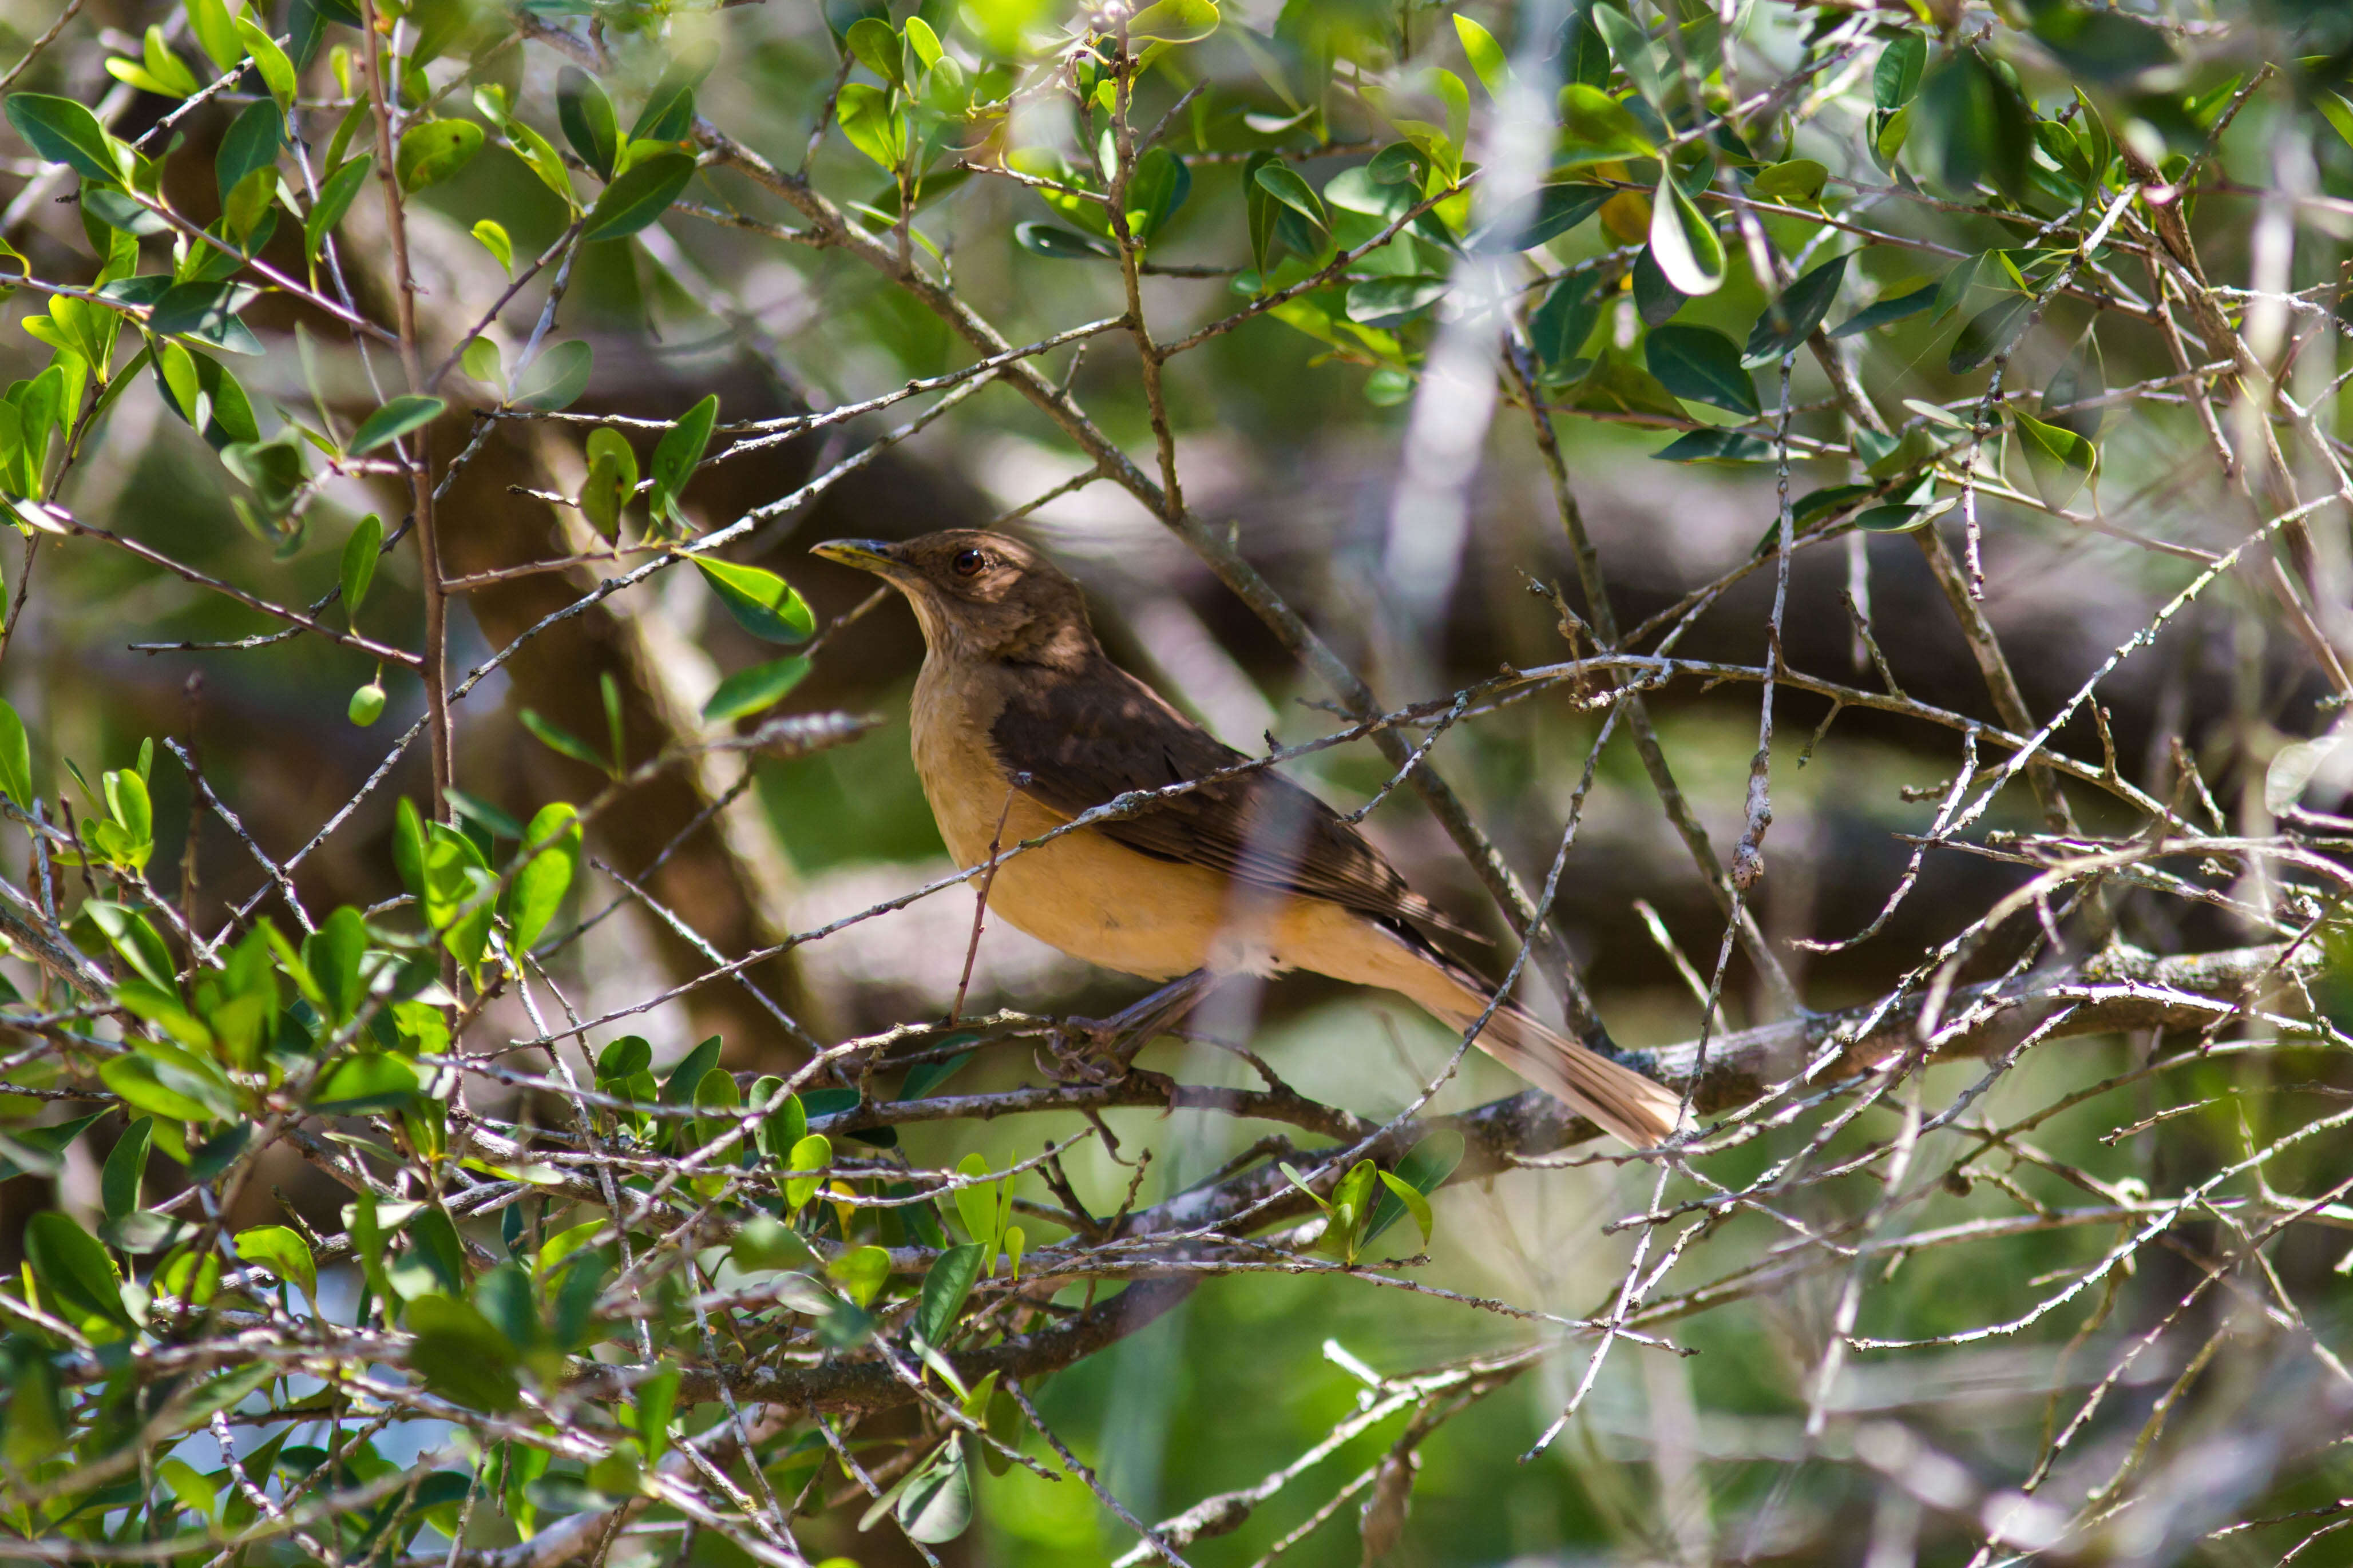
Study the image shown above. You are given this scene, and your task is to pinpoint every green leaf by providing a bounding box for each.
[826,1243,889,1308]
[700,655,811,724]
[1126,0,1218,44]
[648,392,718,529]
[350,394,442,455]
[1645,324,1757,415]
[1509,182,1610,250]
[510,802,581,952]
[1747,158,1827,203]
[6,94,122,185]
[312,1053,419,1113]
[1345,274,1449,328]
[519,708,605,771]
[85,900,168,986]
[1912,51,2032,197]
[836,82,905,171]
[785,1133,832,1214]
[557,68,617,179]
[904,14,942,69]
[25,1212,136,1334]
[2043,336,2106,439]
[1652,427,1773,463]
[1948,292,2035,375]
[1251,161,1328,232]
[236,1224,316,1299]
[660,1034,724,1104]
[1855,477,1952,533]
[2321,92,2353,153]
[952,1151,1002,1254]
[581,152,696,243]
[580,426,636,541]
[1374,1172,1433,1249]
[1830,280,1938,338]
[1277,1160,1331,1214]
[188,0,239,72]
[1743,252,1847,366]
[1125,148,1191,241]
[407,1293,522,1411]
[505,121,578,212]
[913,1242,984,1352]
[1529,272,1602,370]
[303,154,371,262]
[1014,221,1118,260]
[2028,2,2173,81]
[100,1117,152,1222]
[152,281,263,354]
[395,118,484,192]
[159,1457,218,1523]
[472,219,512,273]
[1647,165,1723,296]
[307,904,368,1024]
[340,513,381,621]
[1555,84,1655,164]
[1452,13,1510,98]
[1588,1,1658,104]
[633,1363,681,1463]
[845,17,902,88]
[515,340,593,412]
[1873,32,1926,112]
[2010,406,2097,509]
[1364,1131,1462,1245]
[695,557,815,643]
[898,1047,974,1102]
[0,697,30,807]
[459,335,502,391]
[230,15,295,108]
[898,1436,972,1543]
[101,1043,238,1122]
[215,98,282,207]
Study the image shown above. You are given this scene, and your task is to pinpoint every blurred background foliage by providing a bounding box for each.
[0,0,2350,1561]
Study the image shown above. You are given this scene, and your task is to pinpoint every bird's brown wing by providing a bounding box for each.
[989,658,1445,928]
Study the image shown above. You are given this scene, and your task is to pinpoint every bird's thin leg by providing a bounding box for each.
[1067,968,1219,1070]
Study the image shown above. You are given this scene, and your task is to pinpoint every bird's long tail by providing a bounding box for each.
[1397,950,1687,1150]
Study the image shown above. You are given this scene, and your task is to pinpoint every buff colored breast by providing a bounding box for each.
[908,652,1330,982]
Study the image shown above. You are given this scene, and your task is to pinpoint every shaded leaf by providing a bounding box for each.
[395,119,483,192]
[515,340,592,411]
[2010,406,2097,509]
[581,152,696,243]
[1948,292,2035,374]
[557,68,616,178]
[1014,221,1116,260]
[1830,280,1938,338]
[1651,427,1772,463]
[1743,252,1847,366]
[350,394,442,455]
[702,656,811,724]
[1646,324,1757,415]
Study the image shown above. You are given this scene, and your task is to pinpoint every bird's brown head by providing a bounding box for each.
[810,530,1096,664]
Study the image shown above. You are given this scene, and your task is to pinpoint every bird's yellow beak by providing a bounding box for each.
[810,538,901,574]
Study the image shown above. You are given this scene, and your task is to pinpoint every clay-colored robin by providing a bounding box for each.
[810,530,1682,1148]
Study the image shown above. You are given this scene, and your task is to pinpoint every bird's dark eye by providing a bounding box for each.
[951,548,987,577]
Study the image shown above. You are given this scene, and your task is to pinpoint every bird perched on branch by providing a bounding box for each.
[809,530,1683,1149]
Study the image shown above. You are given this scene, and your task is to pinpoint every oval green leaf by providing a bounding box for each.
[694,557,815,644]
[581,150,696,243]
